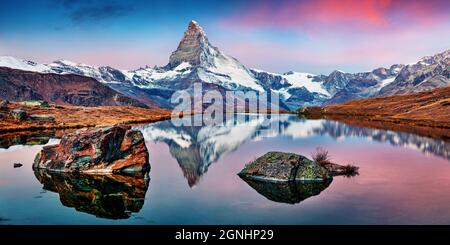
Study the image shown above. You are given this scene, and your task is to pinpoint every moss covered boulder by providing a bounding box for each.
[238,151,331,182]
[10,109,27,120]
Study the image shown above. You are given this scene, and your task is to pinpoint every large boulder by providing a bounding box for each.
[33,125,150,174]
[0,100,9,110]
[10,109,27,120]
[19,100,49,108]
[238,152,331,182]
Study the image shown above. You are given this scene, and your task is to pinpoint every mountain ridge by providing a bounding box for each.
[0,21,448,109]
[0,66,150,108]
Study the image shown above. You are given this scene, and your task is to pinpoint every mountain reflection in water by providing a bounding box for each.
[33,170,149,219]
[135,114,450,187]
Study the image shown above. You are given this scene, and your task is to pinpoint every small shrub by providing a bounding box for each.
[312,147,331,166]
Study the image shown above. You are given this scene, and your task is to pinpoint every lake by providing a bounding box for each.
[1,114,450,224]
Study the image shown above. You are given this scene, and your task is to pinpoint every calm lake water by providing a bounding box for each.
[1,114,450,224]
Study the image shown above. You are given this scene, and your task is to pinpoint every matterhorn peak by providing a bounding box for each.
[187,20,205,35]
[167,20,216,68]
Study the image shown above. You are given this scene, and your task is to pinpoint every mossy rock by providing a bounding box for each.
[238,151,332,182]
[10,109,27,120]
[19,100,49,108]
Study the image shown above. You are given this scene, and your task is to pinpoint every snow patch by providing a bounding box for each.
[380,77,396,88]
[0,56,48,72]
[282,72,330,96]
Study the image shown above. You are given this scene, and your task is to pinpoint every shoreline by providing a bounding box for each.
[298,87,450,140]
[0,102,172,134]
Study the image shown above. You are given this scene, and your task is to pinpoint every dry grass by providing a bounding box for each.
[311,147,332,166]
[0,102,172,133]
[311,147,360,177]
[323,86,450,128]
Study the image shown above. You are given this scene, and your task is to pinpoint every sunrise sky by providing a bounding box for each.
[1,0,449,74]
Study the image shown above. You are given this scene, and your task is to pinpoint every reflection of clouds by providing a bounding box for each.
[134,115,449,187]
[0,139,60,153]
[283,120,324,139]
[141,127,192,148]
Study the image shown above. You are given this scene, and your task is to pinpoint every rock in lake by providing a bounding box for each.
[33,125,150,174]
[10,109,27,120]
[238,152,332,182]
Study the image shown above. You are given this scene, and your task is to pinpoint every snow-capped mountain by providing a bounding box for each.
[379,50,449,96]
[0,21,448,109]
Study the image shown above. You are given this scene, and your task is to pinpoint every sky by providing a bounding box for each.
[0,0,449,74]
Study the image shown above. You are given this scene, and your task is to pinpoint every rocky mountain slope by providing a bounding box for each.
[0,21,448,109]
[0,67,149,107]
[378,51,449,96]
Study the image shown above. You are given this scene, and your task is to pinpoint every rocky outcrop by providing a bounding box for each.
[0,100,8,110]
[34,170,149,219]
[33,125,150,174]
[10,109,27,120]
[238,152,332,182]
[19,100,49,108]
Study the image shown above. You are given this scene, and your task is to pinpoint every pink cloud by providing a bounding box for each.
[221,0,450,33]
[220,24,450,73]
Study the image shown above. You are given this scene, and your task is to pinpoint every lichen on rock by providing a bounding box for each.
[33,124,150,174]
[238,151,332,182]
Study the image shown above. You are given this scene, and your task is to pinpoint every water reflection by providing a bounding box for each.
[0,131,54,149]
[33,170,149,219]
[135,115,449,187]
[240,177,332,204]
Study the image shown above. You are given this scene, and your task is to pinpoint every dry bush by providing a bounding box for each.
[312,147,331,166]
[341,164,360,178]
